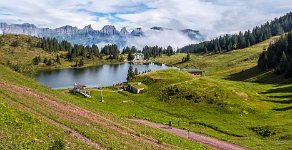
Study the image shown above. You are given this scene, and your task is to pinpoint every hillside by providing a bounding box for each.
[0,34,123,76]
[154,36,285,80]
[180,12,292,53]
[0,64,211,149]
[146,36,291,149]
[0,34,291,149]
[50,37,291,149]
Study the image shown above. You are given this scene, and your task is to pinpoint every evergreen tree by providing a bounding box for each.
[78,59,84,67]
[126,66,135,82]
[285,62,292,78]
[204,46,208,53]
[134,68,139,75]
[258,32,292,78]
[32,56,41,65]
[127,53,134,61]
[43,57,48,64]
[186,52,191,61]
[180,12,292,53]
[56,55,61,65]
[277,51,288,74]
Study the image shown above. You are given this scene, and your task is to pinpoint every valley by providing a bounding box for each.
[0,5,292,150]
[0,33,291,149]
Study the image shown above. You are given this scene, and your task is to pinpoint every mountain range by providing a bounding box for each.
[0,23,205,47]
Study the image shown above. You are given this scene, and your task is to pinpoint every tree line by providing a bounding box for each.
[181,12,292,53]
[36,38,125,61]
[122,45,175,61]
[142,45,175,59]
[258,32,292,78]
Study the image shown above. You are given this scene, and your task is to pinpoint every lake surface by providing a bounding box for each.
[36,63,173,89]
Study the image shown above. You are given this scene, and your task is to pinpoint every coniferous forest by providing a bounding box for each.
[181,12,292,53]
[258,32,292,78]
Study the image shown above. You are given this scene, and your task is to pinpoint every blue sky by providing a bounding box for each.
[0,0,291,37]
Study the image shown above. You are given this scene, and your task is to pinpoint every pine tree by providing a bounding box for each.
[32,56,41,65]
[186,52,191,61]
[285,62,292,78]
[204,46,208,53]
[127,53,134,61]
[278,51,288,74]
[134,68,139,75]
[78,59,84,67]
[56,55,61,65]
[247,39,251,47]
[127,66,135,82]
[258,50,268,71]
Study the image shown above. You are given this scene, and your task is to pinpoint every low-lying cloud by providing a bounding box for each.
[125,29,196,50]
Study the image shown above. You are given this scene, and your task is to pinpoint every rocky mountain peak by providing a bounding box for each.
[150,26,164,31]
[0,22,205,47]
[20,23,37,28]
[120,27,129,36]
[131,28,143,36]
[101,25,118,35]
[82,24,93,32]
[54,25,78,34]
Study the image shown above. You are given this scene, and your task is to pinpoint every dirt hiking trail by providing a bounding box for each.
[130,119,247,150]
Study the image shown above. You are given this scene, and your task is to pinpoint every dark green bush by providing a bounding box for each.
[250,126,276,138]
[49,139,65,150]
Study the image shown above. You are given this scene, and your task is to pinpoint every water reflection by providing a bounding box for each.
[36,63,172,89]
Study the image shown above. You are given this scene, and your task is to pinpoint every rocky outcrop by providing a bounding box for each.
[131,28,143,37]
[120,27,129,36]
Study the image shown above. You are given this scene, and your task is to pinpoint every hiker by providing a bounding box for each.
[169,120,172,129]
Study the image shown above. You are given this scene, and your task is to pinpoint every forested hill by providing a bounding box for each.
[181,12,292,53]
[258,32,292,78]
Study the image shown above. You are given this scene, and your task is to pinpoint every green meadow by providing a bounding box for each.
[59,36,292,149]
[0,34,291,149]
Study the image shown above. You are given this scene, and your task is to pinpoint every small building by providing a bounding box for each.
[72,83,91,98]
[181,69,205,76]
[132,53,144,60]
[128,82,145,94]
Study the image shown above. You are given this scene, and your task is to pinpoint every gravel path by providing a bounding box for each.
[130,119,248,150]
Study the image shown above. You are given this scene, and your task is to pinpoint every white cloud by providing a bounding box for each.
[126,29,195,49]
[0,0,291,39]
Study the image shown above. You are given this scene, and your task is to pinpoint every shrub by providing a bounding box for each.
[49,139,65,150]
[250,126,276,138]
[10,40,20,47]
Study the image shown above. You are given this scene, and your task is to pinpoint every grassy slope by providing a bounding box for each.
[1,34,291,149]
[145,36,291,149]
[0,34,123,71]
[0,65,208,149]
[54,36,292,149]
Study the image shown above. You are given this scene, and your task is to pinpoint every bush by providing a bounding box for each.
[49,139,65,150]
[250,126,276,138]
[10,40,20,47]
[6,61,37,77]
